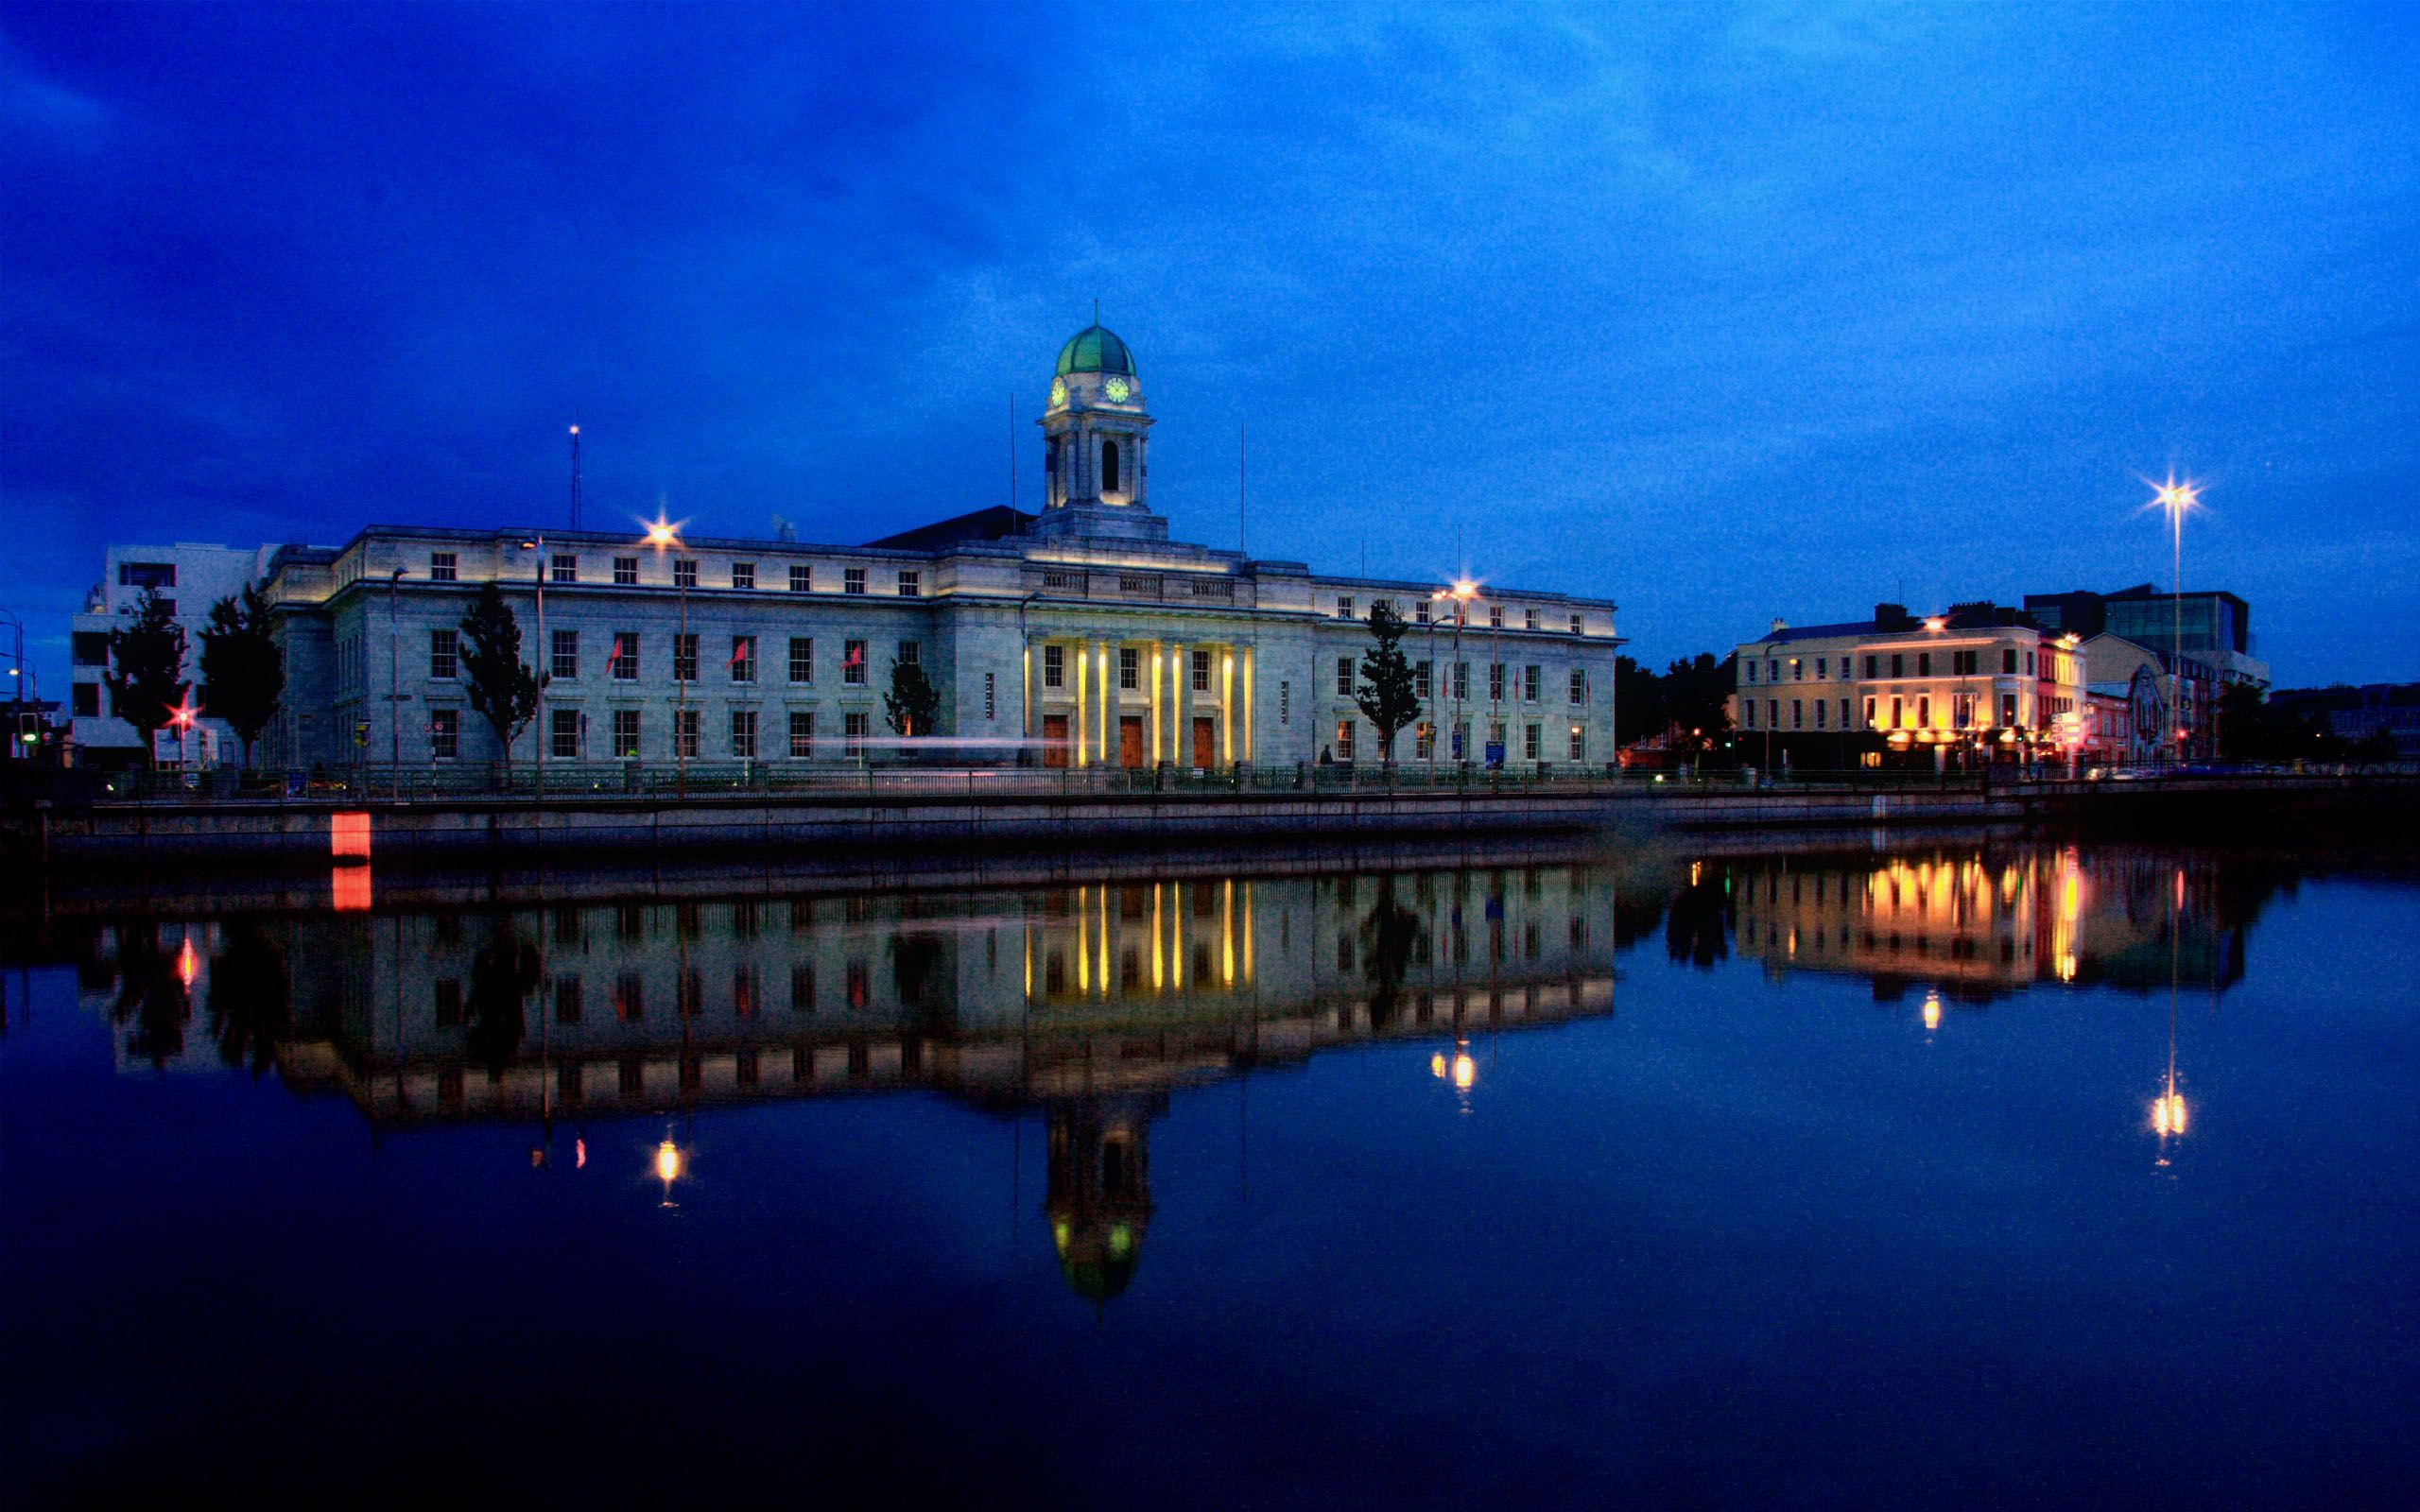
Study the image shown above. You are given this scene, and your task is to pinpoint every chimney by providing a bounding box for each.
[1771,616,1788,636]
[1875,602,1910,630]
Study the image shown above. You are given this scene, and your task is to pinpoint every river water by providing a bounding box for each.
[4,836,2415,1507]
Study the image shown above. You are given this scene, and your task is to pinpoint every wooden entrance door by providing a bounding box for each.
[1043,714,1070,768]
[1119,716,1145,768]
[1191,716,1216,769]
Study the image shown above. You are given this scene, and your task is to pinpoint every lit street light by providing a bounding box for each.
[642,514,689,799]
[2148,475,2201,763]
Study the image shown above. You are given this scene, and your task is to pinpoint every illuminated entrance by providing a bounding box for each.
[1043,714,1070,769]
[1119,716,1145,768]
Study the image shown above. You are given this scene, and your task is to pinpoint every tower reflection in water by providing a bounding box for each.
[68,843,2278,1297]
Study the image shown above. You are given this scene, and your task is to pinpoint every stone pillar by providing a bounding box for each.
[1149,640,1164,765]
[1096,640,1112,767]
[1239,645,1254,763]
[1073,637,1087,767]
[1168,641,1186,765]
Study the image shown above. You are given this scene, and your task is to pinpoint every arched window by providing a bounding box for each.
[1101,439,1120,493]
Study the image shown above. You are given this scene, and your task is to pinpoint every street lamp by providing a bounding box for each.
[2149,475,2200,764]
[521,535,546,801]
[642,515,688,799]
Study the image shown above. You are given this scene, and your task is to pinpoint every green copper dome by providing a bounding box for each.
[1055,324,1136,378]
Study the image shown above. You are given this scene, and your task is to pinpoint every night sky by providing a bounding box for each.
[4,2,2415,696]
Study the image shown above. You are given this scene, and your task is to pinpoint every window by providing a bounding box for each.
[730,635,755,683]
[897,570,920,597]
[1191,649,1211,692]
[1119,646,1139,690]
[2027,650,2035,676]
[2002,647,2018,675]
[1571,614,1584,635]
[1918,652,1931,678]
[609,633,638,680]
[430,708,459,760]
[614,556,638,586]
[1525,609,1539,630]
[1043,644,1064,689]
[1490,605,1505,629]
[1336,719,1356,761]
[1790,658,1803,680]
[1841,699,1852,728]
[843,639,867,686]
[72,631,109,666]
[1415,661,1432,699]
[550,707,579,758]
[1569,725,1585,761]
[897,640,919,667]
[1917,696,1930,727]
[1767,699,1778,730]
[1524,724,1541,761]
[788,563,811,593]
[1744,700,1755,729]
[1568,667,1586,704]
[788,711,815,759]
[1337,596,1354,619]
[730,709,758,760]
[1768,660,1779,682]
[1791,699,1803,730]
[1524,665,1542,702]
[1101,440,1120,492]
[1746,661,1757,683]
[1890,653,1904,679]
[429,552,457,582]
[1416,601,1431,624]
[1815,699,1827,730]
[1453,662,1469,700]
[1864,655,1878,679]
[555,976,582,1025]
[843,710,870,759]
[984,671,995,720]
[1280,680,1290,724]
[1338,658,1355,696]
[672,633,697,682]
[732,562,754,591]
[788,637,813,684]
[1891,696,1905,729]
[1815,658,1826,679]
[73,683,101,716]
[1489,663,1505,701]
[1863,696,1876,727]
[551,555,579,584]
[673,558,697,590]
[613,709,641,759]
[550,629,578,679]
[2001,693,2018,726]
[673,707,700,758]
[1954,693,1974,729]
[844,567,866,595]
[429,628,458,679]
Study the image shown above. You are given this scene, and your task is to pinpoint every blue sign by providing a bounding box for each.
[1484,742,1505,766]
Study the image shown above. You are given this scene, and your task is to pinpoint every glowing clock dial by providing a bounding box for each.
[1049,378,1067,409]
[1103,376,1132,404]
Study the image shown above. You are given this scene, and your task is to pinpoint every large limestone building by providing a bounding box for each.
[103,323,1625,773]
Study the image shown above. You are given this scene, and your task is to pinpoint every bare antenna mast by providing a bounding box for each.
[1239,420,1247,557]
[568,422,583,530]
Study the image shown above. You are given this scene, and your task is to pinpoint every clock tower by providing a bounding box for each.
[1035,319,1167,542]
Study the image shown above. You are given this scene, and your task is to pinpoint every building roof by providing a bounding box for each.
[861,506,1035,551]
[1055,324,1136,378]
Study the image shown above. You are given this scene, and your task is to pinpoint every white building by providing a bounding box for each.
[68,541,281,765]
[165,322,1623,775]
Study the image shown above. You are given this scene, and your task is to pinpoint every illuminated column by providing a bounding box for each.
[1168,641,1186,763]
[1149,642,1163,764]
[1073,639,1088,767]
[1023,635,1038,743]
[1219,646,1235,764]
[1096,640,1112,766]
[1239,646,1254,762]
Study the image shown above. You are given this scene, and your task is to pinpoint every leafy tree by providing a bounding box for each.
[464,921,540,1077]
[1661,652,1736,756]
[1355,602,1422,765]
[1357,876,1424,1029]
[1614,655,1665,747]
[198,584,285,770]
[884,658,941,738]
[103,591,187,769]
[206,924,290,1078]
[458,582,542,778]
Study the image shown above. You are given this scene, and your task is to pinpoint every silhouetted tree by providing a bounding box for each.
[1661,652,1736,757]
[110,924,193,1068]
[1614,655,1666,747]
[104,592,187,769]
[884,659,940,739]
[198,584,285,771]
[1356,603,1422,765]
[206,923,290,1077]
[1665,866,1734,970]
[459,582,541,778]
[464,921,540,1076]
[1357,876,1424,1028]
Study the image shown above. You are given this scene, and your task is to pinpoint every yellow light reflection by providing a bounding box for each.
[1922,991,1942,1033]
[1451,1052,1477,1091]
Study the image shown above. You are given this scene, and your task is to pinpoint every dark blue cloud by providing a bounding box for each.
[4,1,2415,697]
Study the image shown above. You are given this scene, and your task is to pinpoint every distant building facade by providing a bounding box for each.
[2270,682,2420,759]
[67,542,278,765]
[1727,601,2086,766]
[78,326,1624,773]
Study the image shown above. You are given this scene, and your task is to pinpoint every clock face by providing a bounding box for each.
[1103,375,1132,404]
[1049,378,1067,409]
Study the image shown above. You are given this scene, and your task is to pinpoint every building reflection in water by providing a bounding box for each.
[66,843,2290,1295]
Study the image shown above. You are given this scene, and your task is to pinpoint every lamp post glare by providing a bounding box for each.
[2148,475,2200,764]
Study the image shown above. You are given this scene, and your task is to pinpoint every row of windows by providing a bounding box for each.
[1337,596,1588,635]
[427,551,914,597]
[425,705,877,761]
[1739,693,2041,731]
[433,958,882,1029]
[1043,644,1216,691]
[431,629,902,687]
[1745,646,2049,684]
[1328,718,1587,764]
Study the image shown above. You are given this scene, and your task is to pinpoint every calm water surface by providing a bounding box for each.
[4,838,2416,1508]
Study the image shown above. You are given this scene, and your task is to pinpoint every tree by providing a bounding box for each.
[1355,602,1422,765]
[1614,655,1666,748]
[206,924,290,1078]
[1661,652,1736,757]
[198,584,285,771]
[463,920,540,1077]
[103,591,187,769]
[458,582,541,778]
[884,658,941,739]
